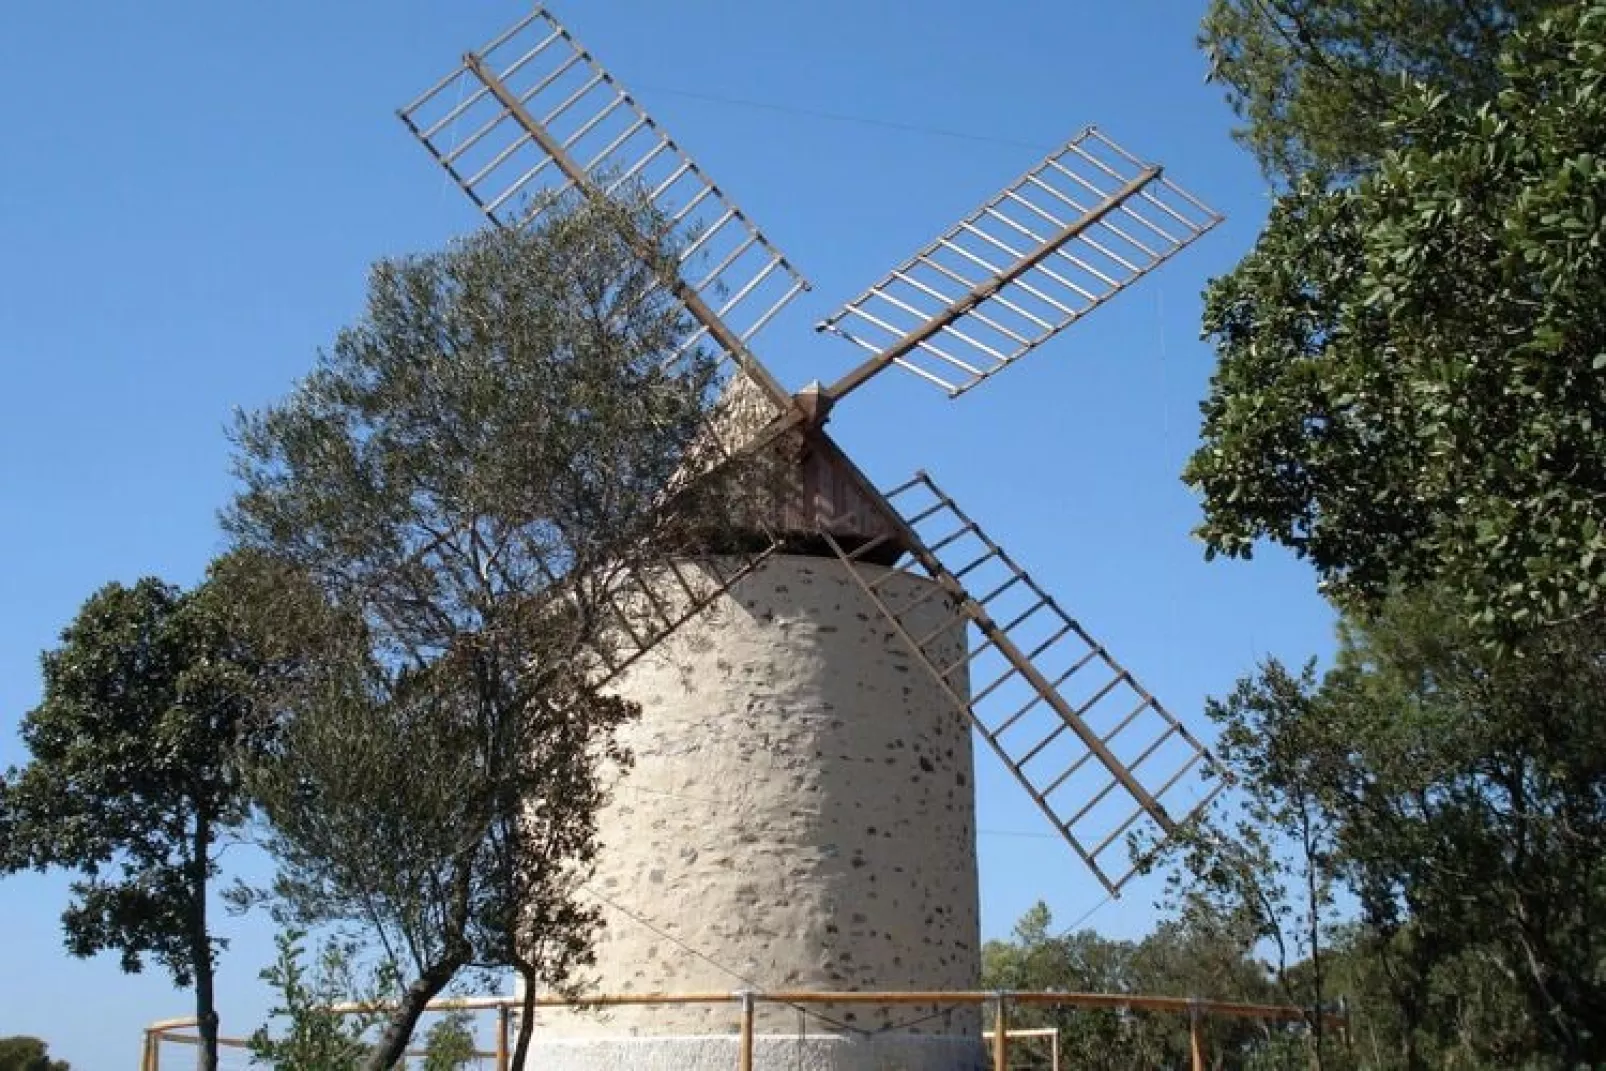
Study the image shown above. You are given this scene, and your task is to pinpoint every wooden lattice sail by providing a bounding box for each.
[816,128,1221,402]
[818,472,1224,893]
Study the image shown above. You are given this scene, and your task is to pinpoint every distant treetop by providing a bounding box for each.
[0,1036,70,1071]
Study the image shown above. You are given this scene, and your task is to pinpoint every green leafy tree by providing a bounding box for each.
[0,576,259,1071]
[1189,5,1606,1066]
[0,1037,69,1071]
[1174,587,1606,1068]
[247,929,390,1070]
[1200,0,1563,183]
[1150,660,1345,1069]
[1189,3,1606,633]
[1321,591,1606,1065]
[227,195,757,1070]
[982,904,1141,1068]
[981,902,1286,1069]
[419,1011,478,1071]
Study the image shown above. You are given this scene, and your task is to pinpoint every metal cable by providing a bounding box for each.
[583,881,765,990]
[1053,892,1116,938]
[582,883,873,1036]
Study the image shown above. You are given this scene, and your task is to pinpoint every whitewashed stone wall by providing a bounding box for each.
[530,554,981,1060]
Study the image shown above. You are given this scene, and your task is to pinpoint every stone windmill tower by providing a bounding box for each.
[399,9,1226,1068]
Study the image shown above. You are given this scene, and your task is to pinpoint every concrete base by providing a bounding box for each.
[523,1034,988,1070]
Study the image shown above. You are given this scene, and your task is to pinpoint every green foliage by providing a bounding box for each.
[419,1012,478,1071]
[1188,3,1606,633]
[981,903,1295,1069]
[247,929,391,1071]
[1324,592,1606,1064]
[1150,660,1345,1067]
[0,1037,69,1071]
[1173,588,1606,1068]
[0,574,260,1069]
[226,196,743,1069]
[226,197,719,643]
[1190,3,1606,1065]
[1169,660,1341,985]
[1200,0,1562,183]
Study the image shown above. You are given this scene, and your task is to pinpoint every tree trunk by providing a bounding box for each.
[190,813,219,1071]
[510,961,538,1069]
[363,951,468,1071]
[1300,805,1325,1071]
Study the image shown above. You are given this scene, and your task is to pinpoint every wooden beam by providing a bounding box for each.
[821,167,1159,405]
[992,995,1009,1071]
[739,991,756,1071]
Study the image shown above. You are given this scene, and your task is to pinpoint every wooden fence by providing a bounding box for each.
[144,989,1343,1070]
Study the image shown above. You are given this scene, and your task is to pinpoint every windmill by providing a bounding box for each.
[399,7,1226,1067]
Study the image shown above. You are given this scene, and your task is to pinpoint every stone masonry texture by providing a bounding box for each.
[532,554,982,1056]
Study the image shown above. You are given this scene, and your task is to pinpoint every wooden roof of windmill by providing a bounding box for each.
[698,373,907,565]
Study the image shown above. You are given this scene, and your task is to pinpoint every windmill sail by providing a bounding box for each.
[399,6,809,436]
[396,9,818,686]
[819,471,1224,894]
[819,128,1221,401]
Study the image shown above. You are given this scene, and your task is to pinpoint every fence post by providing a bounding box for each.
[738,990,756,1071]
[1189,999,1205,1071]
[496,1001,510,1071]
[992,993,1009,1071]
[141,1029,157,1071]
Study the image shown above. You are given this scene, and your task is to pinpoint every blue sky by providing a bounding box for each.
[0,2,1335,1065]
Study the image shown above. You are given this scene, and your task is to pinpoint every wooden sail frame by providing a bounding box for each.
[818,472,1224,893]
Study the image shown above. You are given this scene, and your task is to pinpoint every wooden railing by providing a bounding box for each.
[144,989,1343,1070]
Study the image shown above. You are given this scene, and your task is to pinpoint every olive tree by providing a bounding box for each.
[227,195,759,1068]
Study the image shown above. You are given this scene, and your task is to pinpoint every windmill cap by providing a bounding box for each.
[792,381,835,426]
